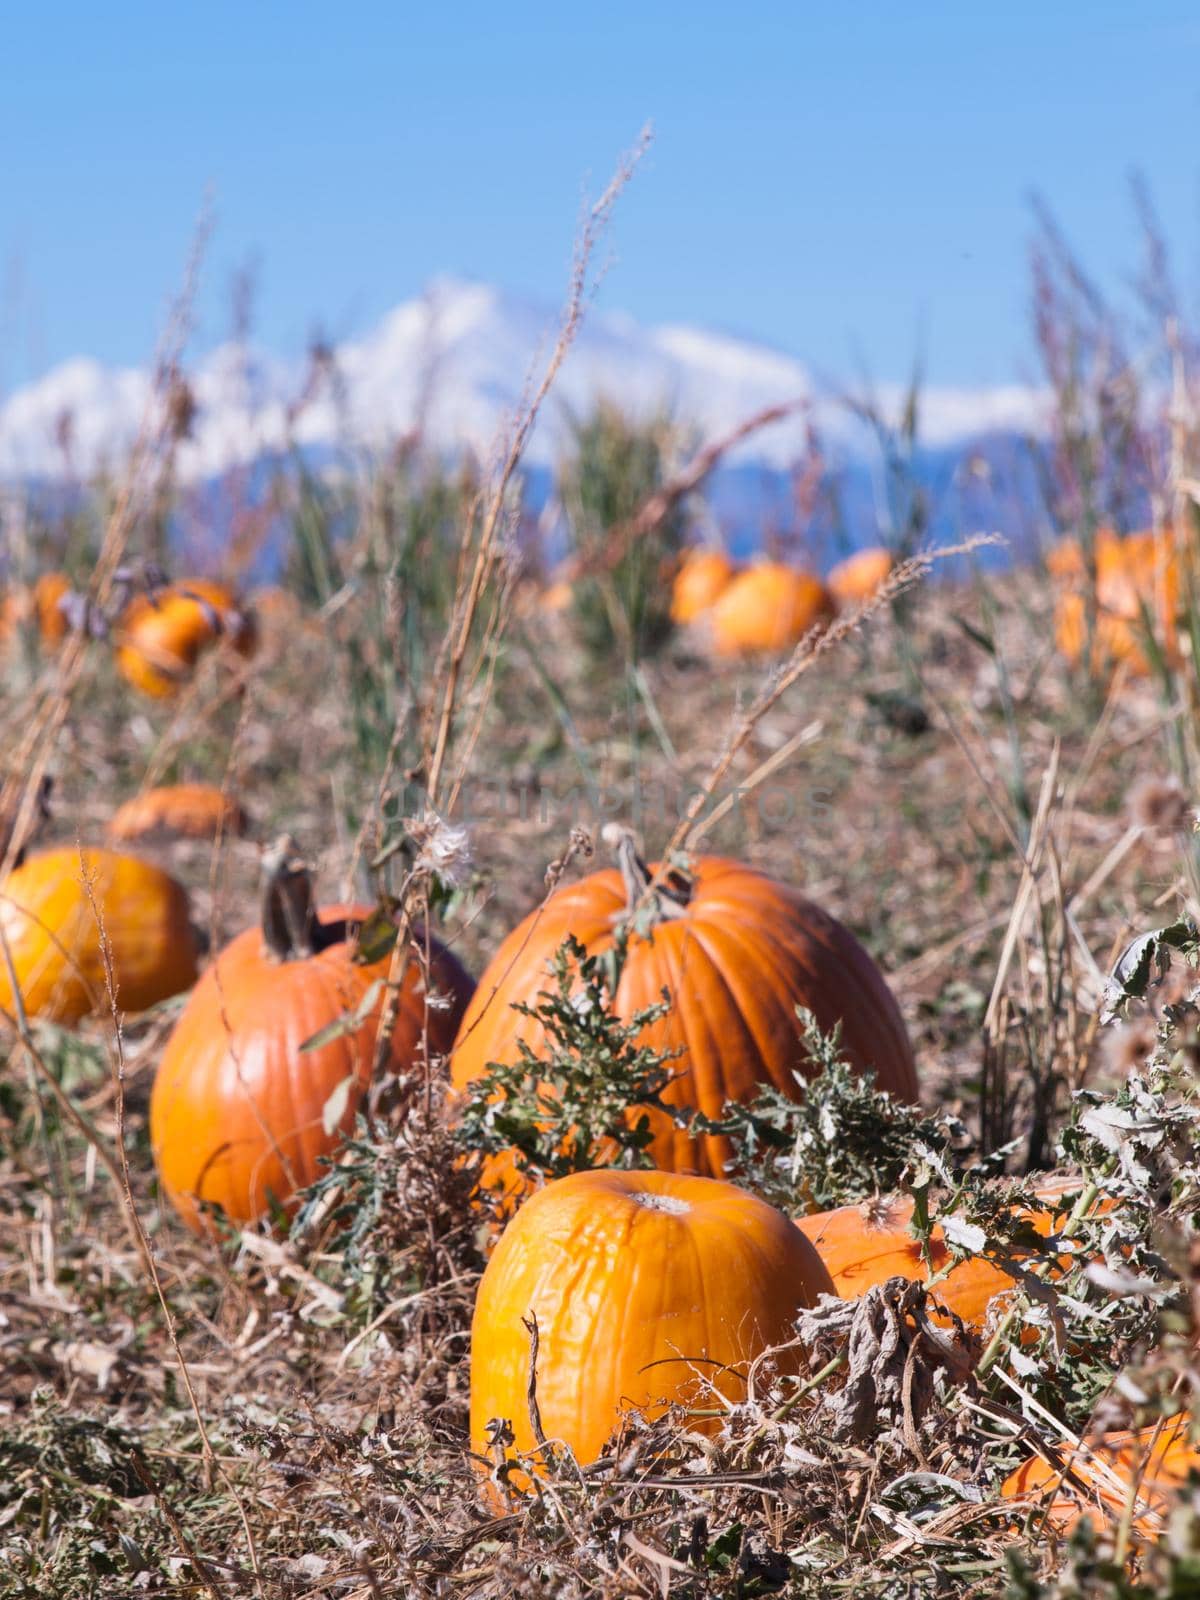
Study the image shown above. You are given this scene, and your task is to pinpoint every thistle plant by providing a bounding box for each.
[456,933,685,1191]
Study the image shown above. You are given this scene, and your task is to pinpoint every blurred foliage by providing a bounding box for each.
[558,401,688,661]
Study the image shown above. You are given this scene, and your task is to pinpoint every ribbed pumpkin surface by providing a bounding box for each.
[0,846,198,1024]
[452,856,916,1191]
[150,907,473,1232]
[470,1169,834,1474]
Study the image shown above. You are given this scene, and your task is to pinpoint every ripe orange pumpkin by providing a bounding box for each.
[470,1168,834,1477]
[538,577,575,615]
[1052,528,1180,676]
[670,549,737,624]
[797,1176,1094,1329]
[115,579,258,698]
[1003,1417,1197,1540]
[709,563,834,657]
[109,783,248,843]
[827,547,894,607]
[451,842,916,1203]
[33,574,74,647]
[0,846,198,1025]
[150,840,475,1233]
[0,574,74,650]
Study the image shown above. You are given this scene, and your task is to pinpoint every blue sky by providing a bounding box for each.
[3,2,1199,393]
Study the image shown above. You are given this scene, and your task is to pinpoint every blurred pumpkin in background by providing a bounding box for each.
[109,783,248,843]
[32,573,75,648]
[708,562,833,656]
[0,846,198,1025]
[538,575,575,615]
[827,546,894,607]
[115,578,257,697]
[0,574,75,650]
[670,547,737,624]
[1051,527,1180,676]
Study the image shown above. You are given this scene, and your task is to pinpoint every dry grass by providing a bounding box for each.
[6,177,1200,1599]
[4,557,1197,1597]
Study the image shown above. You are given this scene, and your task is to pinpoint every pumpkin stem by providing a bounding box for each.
[600,822,692,922]
[260,834,321,961]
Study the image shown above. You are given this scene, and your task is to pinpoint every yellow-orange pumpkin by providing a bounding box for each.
[538,577,575,615]
[115,579,258,698]
[1004,1417,1197,1540]
[33,573,74,647]
[0,846,198,1025]
[827,547,894,607]
[150,841,474,1232]
[109,783,248,843]
[709,563,834,657]
[0,574,74,650]
[469,1168,834,1477]
[670,549,737,624]
[1052,528,1180,676]
[797,1179,1087,1329]
[452,841,916,1204]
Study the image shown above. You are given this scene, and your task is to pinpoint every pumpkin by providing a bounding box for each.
[470,1168,834,1478]
[797,1177,1086,1329]
[0,846,198,1025]
[827,547,894,607]
[1003,1416,1198,1540]
[709,563,834,657]
[33,574,74,647]
[1052,528,1180,676]
[451,832,915,1204]
[670,549,737,624]
[150,838,475,1232]
[539,577,575,615]
[0,575,73,649]
[115,579,257,698]
[109,783,248,843]
[1046,528,1128,584]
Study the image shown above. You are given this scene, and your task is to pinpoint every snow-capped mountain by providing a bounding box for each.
[0,278,1046,485]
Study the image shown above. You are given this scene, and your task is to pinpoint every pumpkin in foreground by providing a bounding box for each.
[708,563,833,657]
[116,579,257,698]
[109,782,248,843]
[470,1168,834,1478]
[797,1178,1085,1329]
[670,548,737,624]
[1004,1417,1197,1541]
[452,833,916,1202]
[0,846,198,1025]
[150,838,474,1233]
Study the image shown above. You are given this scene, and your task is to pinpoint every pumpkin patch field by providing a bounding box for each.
[8,274,1200,1600]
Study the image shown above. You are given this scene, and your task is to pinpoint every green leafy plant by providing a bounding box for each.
[698,1007,964,1213]
[456,933,685,1190]
[558,400,688,661]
